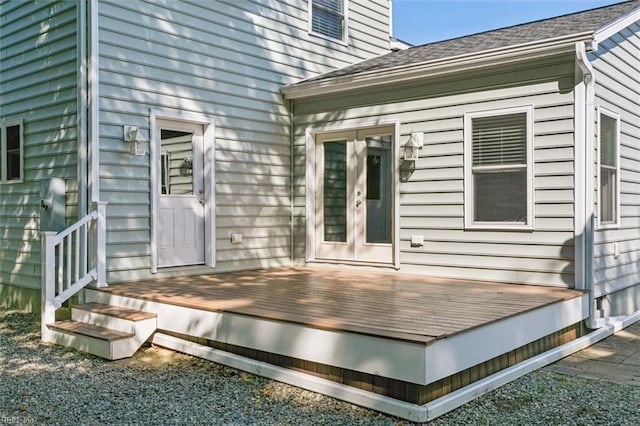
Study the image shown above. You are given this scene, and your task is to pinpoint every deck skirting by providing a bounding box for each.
[160,321,586,405]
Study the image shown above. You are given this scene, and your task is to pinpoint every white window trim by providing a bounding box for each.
[0,119,24,184]
[464,105,534,230]
[596,105,621,229]
[308,0,349,45]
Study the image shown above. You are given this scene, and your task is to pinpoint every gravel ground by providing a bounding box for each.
[2,308,640,425]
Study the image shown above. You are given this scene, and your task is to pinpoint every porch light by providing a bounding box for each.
[404,132,423,161]
[124,125,139,142]
[124,125,145,156]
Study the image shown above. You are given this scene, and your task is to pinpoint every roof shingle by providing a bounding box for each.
[308,0,640,83]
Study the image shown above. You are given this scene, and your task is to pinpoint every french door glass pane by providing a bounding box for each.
[323,141,347,242]
[366,136,392,243]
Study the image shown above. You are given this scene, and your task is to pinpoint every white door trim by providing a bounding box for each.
[305,120,400,268]
[150,110,216,273]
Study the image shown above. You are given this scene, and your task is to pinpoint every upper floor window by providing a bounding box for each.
[310,0,347,42]
[598,107,620,227]
[464,106,534,229]
[1,120,24,183]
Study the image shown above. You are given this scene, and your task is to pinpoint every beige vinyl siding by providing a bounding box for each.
[96,0,390,282]
[0,0,78,296]
[294,56,576,287]
[591,22,640,303]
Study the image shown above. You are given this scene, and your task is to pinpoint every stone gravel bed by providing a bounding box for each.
[2,308,640,425]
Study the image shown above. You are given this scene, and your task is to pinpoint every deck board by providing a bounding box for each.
[100,267,583,343]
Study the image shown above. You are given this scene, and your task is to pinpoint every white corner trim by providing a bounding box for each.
[593,8,640,50]
[305,128,316,262]
[573,44,587,291]
[77,0,88,216]
[392,119,401,270]
[89,0,100,203]
[575,42,597,325]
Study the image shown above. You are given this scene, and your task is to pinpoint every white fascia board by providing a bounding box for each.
[282,32,594,100]
[593,8,640,50]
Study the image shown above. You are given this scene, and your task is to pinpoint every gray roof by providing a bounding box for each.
[308,0,640,83]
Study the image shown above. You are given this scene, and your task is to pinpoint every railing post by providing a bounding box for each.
[41,231,58,342]
[95,201,107,287]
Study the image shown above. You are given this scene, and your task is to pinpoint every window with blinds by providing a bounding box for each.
[599,109,619,226]
[310,0,345,41]
[465,107,532,227]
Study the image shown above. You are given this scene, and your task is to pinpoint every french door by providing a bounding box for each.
[315,127,393,263]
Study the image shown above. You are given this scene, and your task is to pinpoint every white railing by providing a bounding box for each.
[41,202,106,342]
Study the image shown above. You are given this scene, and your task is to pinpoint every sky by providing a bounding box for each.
[392,0,623,46]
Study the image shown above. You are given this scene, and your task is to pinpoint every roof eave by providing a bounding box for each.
[282,31,595,100]
[593,7,640,49]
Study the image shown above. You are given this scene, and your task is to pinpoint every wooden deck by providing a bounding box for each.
[98,267,583,344]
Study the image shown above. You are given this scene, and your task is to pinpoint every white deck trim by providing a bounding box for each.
[87,289,427,383]
[425,293,588,383]
[87,288,588,387]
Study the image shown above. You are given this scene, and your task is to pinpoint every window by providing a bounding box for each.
[598,107,620,227]
[1,120,23,183]
[464,106,533,229]
[310,0,346,41]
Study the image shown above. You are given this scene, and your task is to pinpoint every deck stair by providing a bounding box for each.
[46,302,157,360]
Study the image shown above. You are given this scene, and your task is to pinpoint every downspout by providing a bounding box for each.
[77,0,88,217]
[575,41,599,329]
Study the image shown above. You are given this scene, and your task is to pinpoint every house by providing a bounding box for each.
[283,0,640,322]
[0,0,393,308]
[2,0,640,422]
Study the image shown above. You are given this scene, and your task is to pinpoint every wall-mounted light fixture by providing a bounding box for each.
[124,125,138,142]
[124,125,145,156]
[404,132,424,161]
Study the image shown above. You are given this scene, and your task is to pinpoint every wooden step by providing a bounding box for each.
[73,302,156,321]
[48,320,134,341]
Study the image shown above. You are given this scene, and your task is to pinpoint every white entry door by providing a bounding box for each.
[157,119,205,267]
[315,127,394,263]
